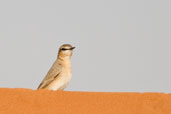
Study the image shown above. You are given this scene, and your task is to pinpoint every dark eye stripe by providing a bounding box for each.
[61,48,69,51]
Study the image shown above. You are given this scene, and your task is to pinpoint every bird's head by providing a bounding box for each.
[58,44,75,59]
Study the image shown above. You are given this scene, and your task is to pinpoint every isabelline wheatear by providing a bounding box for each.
[37,44,75,90]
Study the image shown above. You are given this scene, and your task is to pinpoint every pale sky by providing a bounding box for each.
[0,0,171,92]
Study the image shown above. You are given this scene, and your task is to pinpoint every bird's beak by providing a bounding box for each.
[71,47,76,50]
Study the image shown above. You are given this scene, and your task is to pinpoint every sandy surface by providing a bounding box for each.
[0,88,170,114]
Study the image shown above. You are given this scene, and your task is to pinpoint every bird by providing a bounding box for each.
[37,44,75,90]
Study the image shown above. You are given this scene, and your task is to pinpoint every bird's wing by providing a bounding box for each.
[37,61,62,89]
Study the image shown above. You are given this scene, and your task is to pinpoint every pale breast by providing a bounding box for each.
[47,67,72,90]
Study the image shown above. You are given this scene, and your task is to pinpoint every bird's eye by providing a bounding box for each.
[61,48,67,51]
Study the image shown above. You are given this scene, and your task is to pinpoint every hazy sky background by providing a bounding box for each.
[0,0,170,92]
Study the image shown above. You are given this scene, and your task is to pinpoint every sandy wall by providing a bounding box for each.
[0,88,170,114]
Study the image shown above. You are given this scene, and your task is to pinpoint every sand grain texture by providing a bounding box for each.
[0,88,170,114]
